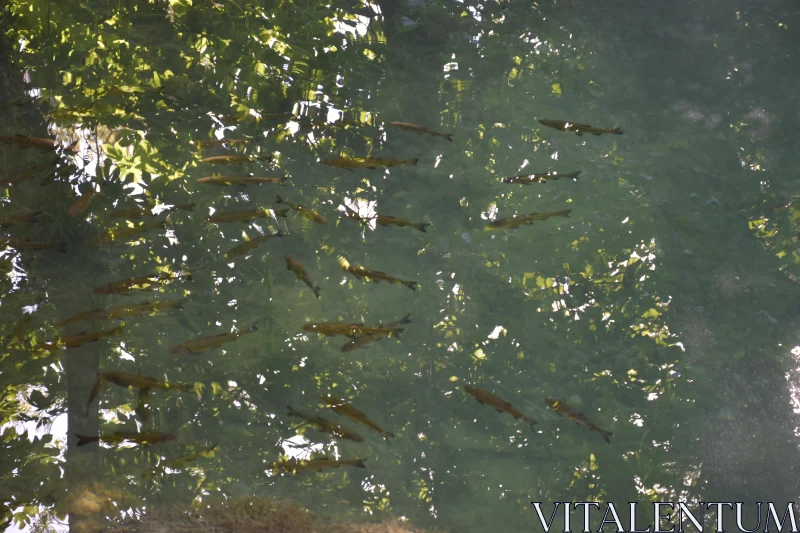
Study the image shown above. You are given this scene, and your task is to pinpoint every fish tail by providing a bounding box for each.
[526,417,538,427]
[279,177,289,185]
[612,127,623,134]
[444,133,453,142]
[354,459,367,468]
[398,314,412,325]
[276,195,284,204]
[403,280,418,290]
[249,321,259,332]
[274,231,285,238]
[168,345,187,355]
[312,286,321,298]
[383,432,396,440]
[75,434,98,446]
[58,243,68,253]
[412,222,429,233]
[600,430,613,443]
[410,158,419,165]
[570,171,581,180]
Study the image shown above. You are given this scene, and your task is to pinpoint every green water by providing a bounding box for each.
[2,0,800,532]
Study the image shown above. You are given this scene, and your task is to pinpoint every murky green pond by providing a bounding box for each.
[2,0,800,532]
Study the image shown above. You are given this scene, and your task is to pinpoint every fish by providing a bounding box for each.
[92,271,191,295]
[200,154,272,164]
[269,457,366,473]
[68,189,98,216]
[376,214,429,233]
[545,397,612,443]
[276,196,328,225]
[769,200,794,211]
[538,119,623,136]
[165,202,196,213]
[340,314,411,352]
[93,221,168,244]
[286,405,364,442]
[285,254,321,298]
[1,238,67,253]
[320,156,419,170]
[0,211,42,226]
[464,386,537,427]
[194,139,250,148]
[0,135,59,151]
[0,160,57,187]
[205,207,289,224]
[484,209,571,230]
[87,370,192,406]
[197,176,288,186]
[501,170,581,184]
[55,300,183,327]
[40,324,125,351]
[338,256,417,290]
[224,231,284,258]
[74,431,177,447]
[162,444,218,470]
[322,395,395,439]
[391,122,453,141]
[169,322,258,355]
[303,320,406,339]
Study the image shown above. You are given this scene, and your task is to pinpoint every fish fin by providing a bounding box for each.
[404,281,418,290]
[591,132,602,136]
[75,434,97,446]
[575,131,584,136]
[612,127,623,134]
[354,459,367,468]
[444,133,453,142]
[367,166,377,170]
[411,158,419,165]
[276,195,284,204]
[87,377,103,407]
[496,409,505,414]
[389,328,404,337]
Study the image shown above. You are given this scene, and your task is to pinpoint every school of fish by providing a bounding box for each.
[0,112,625,477]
